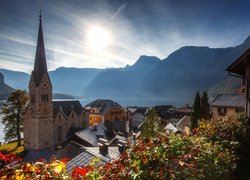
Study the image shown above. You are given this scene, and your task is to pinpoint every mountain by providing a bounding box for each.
[0,72,15,100]
[1,36,250,106]
[84,56,161,99]
[85,37,250,105]
[49,67,103,96]
[0,69,29,90]
[208,76,241,102]
[142,39,250,104]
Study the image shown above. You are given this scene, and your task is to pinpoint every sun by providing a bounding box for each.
[86,25,112,50]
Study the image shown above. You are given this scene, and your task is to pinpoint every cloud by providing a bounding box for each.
[1,0,250,73]
[111,2,127,19]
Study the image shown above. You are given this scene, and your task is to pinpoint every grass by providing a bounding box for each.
[0,140,24,154]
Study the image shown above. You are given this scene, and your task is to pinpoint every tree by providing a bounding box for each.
[1,90,28,146]
[201,91,210,120]
[141,108,160,139]
[191,91,201,129]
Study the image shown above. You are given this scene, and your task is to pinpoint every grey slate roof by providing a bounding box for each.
[211,94,245,108]
[84,99,124,115]
[133,107,148,115]
[53,100,83,118]
[56,141,85,160]
[66,147,109,174]
[74,124,107,146]
[23,149,58,163]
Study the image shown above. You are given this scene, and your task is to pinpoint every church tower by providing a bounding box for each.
[23,13,54,150]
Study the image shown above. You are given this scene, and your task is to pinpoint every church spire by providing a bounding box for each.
[33,11,48,86]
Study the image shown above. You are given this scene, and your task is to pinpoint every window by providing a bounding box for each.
[217,107,227,116]
[235,108,244,113]
[41,94,49,102]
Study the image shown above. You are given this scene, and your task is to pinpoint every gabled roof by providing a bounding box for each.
[74,124,107,146]
[226,48,250,76]
[84,99,124,115]
[154,105,174,112]
[66,147,109,174]
[211,94,245,108]
[23,149,58,163]
[165,123,179,133]
[176,116,191,131]
[53,100,83,119]
[56,141,85,160]
[175,105,192,113]
[133,107,148,115]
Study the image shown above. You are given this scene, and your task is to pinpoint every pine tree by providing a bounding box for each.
[191,91,201,130]
[201,91,210,120]
[1,90,28,146]
[142,108,160,139]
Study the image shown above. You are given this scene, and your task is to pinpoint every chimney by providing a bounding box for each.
[126,120,129,134]
[118,139,127,154]
[98,138,108,156]
[93,124,97,131]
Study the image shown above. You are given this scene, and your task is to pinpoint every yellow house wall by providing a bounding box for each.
[89,114,102,126]
[212,107,236,120]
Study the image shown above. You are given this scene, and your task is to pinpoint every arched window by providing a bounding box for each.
[41,94,49,102]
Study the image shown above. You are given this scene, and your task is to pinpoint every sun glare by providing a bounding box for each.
[87,25,112,50]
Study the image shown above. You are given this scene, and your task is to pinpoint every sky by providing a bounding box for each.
[1,0,250,73]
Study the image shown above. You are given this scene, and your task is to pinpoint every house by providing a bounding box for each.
[66,144,121,175]
[74,124,107,147]
[23,14,87,150]
[168,104,192,126]
[73,121,128,147]
[131,107,148,128]
[226,49,250,116]
[175,104,192,116]
[176,115,191,131]
[84,99,126,126]
[211,94,245,120]
[154,105,174,124]
[164,123,179,134]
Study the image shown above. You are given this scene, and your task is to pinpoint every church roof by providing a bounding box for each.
[53,100,84,118]
[32,13,49,86]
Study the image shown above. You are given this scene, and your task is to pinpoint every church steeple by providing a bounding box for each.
[33,11,48,86]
